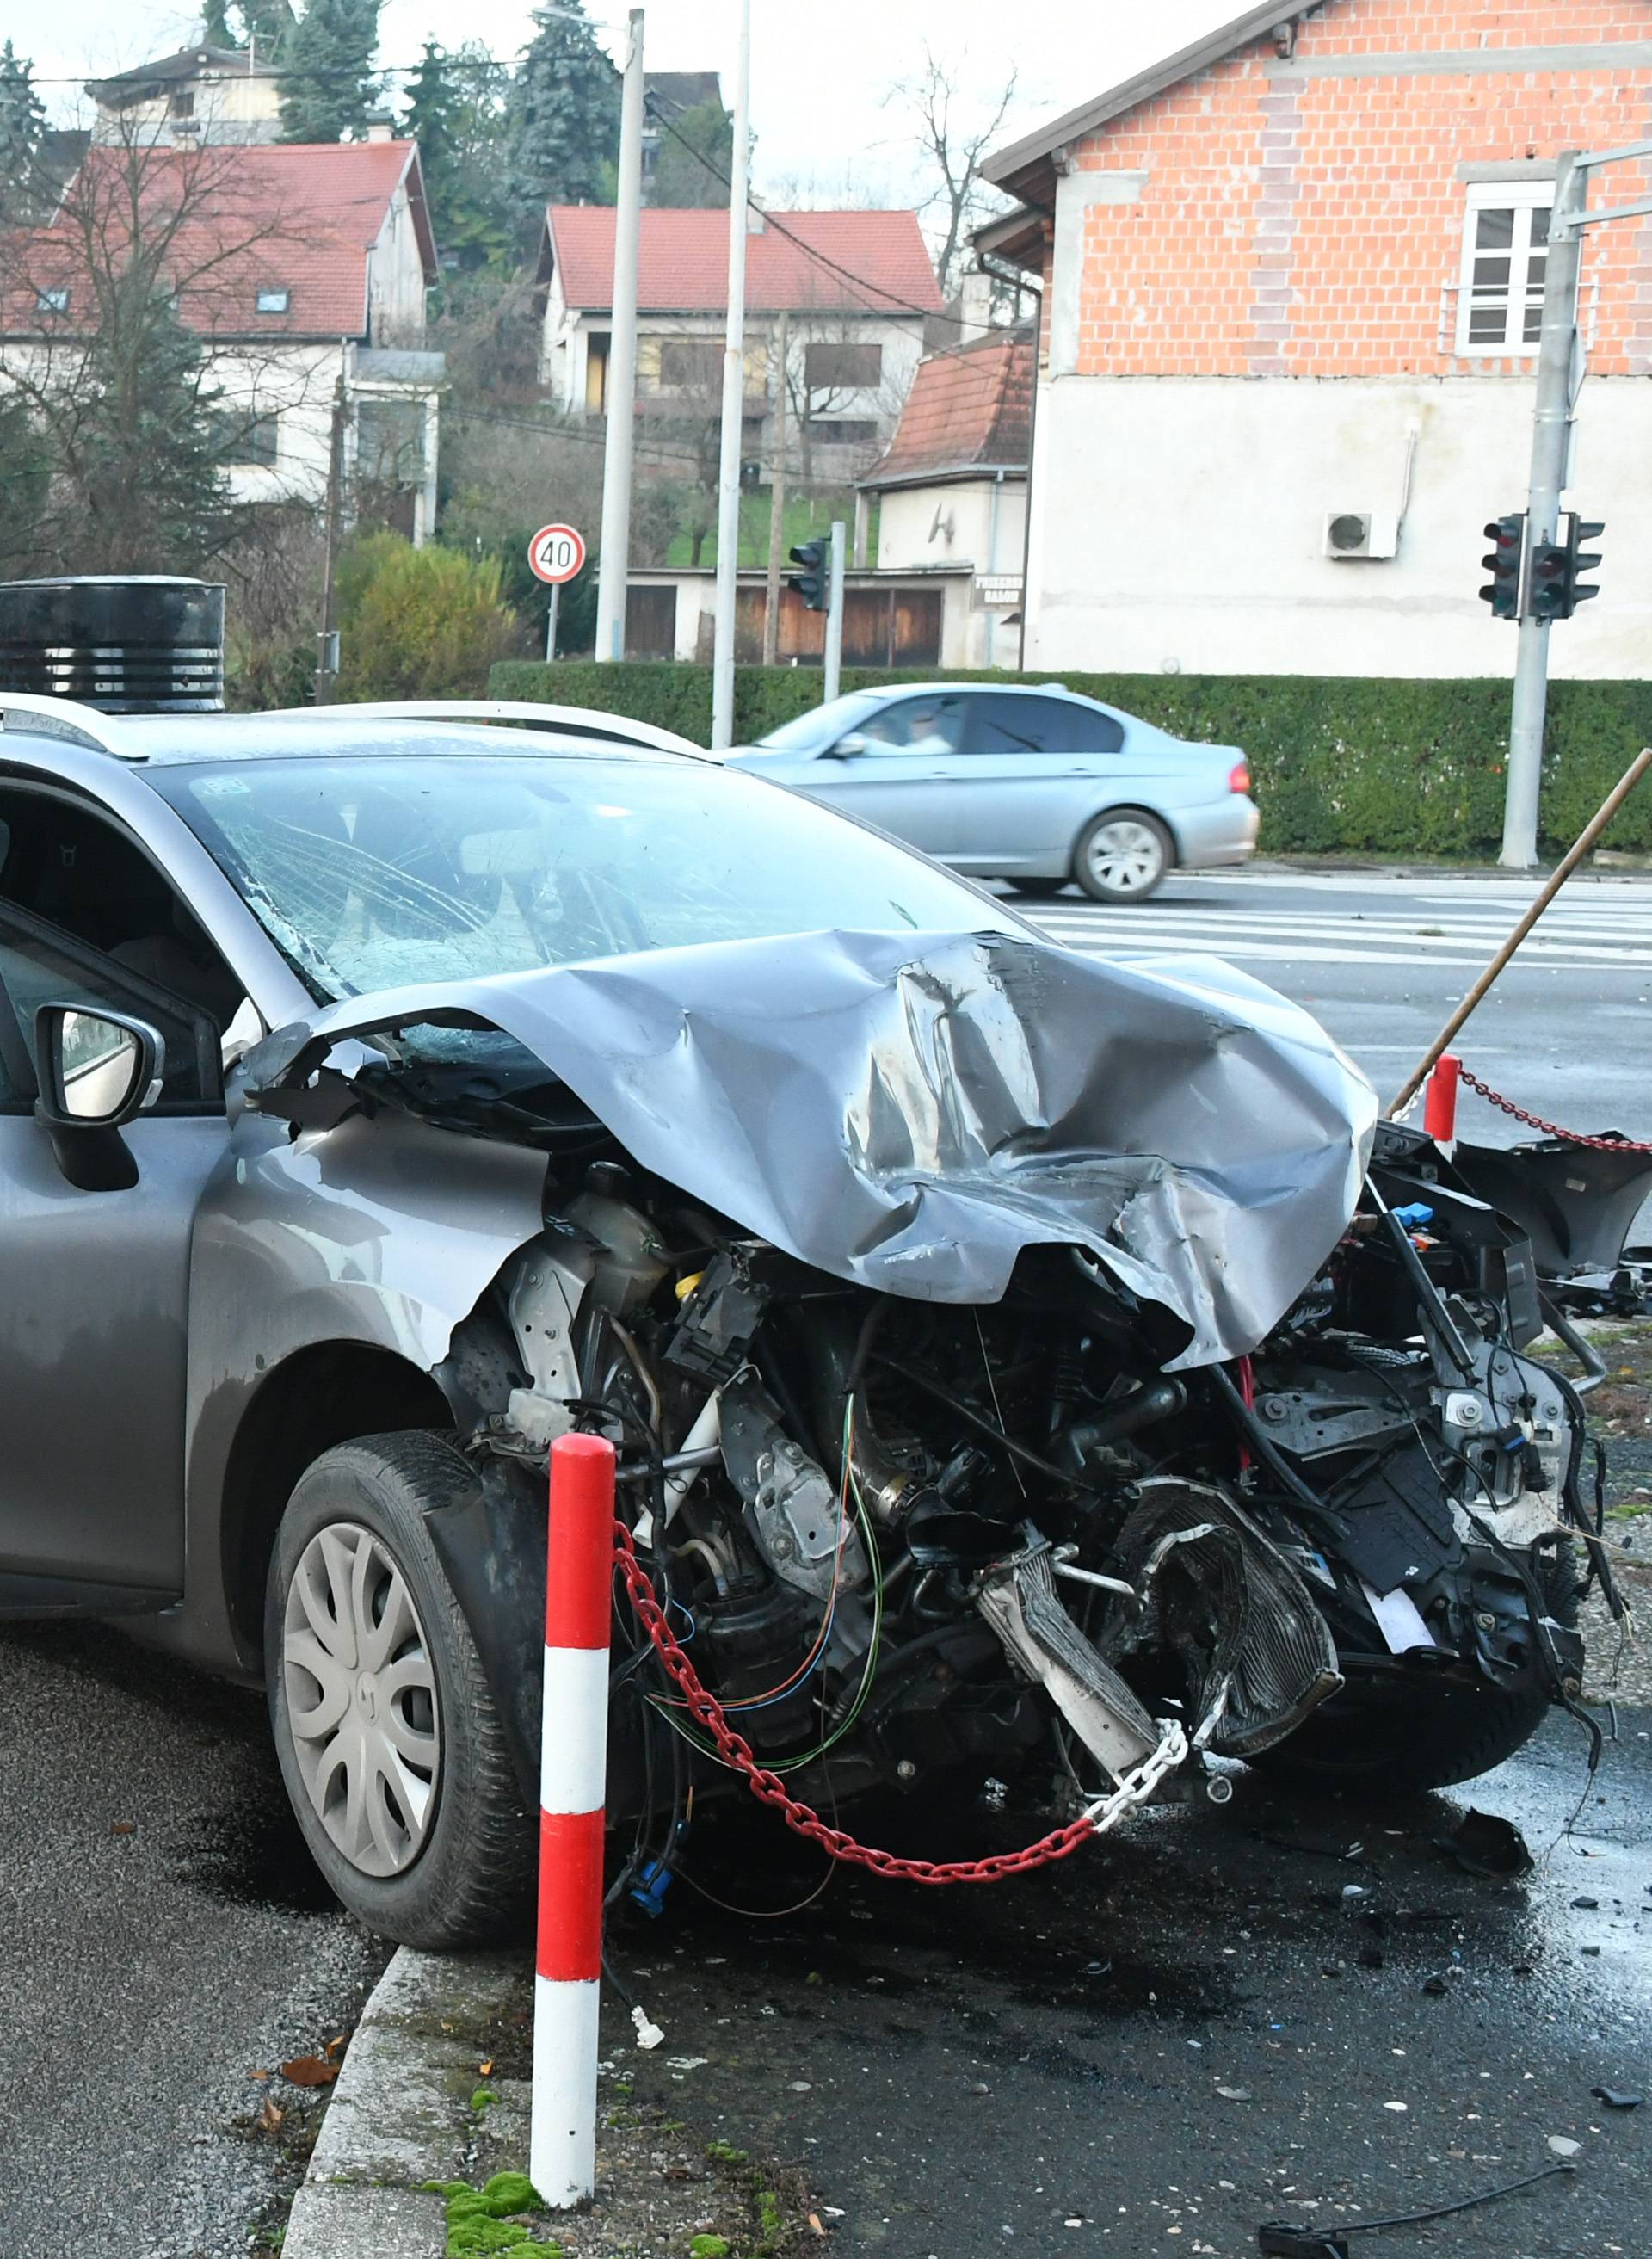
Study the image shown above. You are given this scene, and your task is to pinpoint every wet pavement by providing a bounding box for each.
[0,1621,384,2259]
[613,1708,1651,2257]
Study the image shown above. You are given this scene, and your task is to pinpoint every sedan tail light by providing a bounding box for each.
[1228,760,1252,795]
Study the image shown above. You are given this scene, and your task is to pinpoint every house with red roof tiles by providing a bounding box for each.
[2,135,443,540]
[977,0,1652,680]
[856,327,1034,669]
[536,202,941,481]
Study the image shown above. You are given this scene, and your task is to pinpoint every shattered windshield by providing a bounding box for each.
[154,751,1021,1000]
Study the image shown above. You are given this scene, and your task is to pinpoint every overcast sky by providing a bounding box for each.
[30,0,1246,201]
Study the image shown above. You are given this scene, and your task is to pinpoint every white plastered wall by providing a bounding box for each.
[1023,373,1652,679]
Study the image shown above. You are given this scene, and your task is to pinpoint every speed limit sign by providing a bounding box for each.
[528,523,587,584]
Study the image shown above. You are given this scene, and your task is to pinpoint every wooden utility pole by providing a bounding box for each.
[762,311,789,665]
[315,360,348,705]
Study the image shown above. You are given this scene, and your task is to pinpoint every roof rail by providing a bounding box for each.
[256,699,712,762]
[0,692,146,761]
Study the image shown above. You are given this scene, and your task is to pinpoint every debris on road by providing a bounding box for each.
[1260,2160,1578,2255]
[1431,1808,1532,1877]
[1592,2085,1643,2108]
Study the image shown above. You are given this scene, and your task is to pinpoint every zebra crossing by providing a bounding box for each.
[1020,870,1652,974]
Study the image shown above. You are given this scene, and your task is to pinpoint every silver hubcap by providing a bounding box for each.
[282,1522,441,1879]
[1086,819,1164,895]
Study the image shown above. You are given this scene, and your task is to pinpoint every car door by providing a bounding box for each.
[778,694,970,855]
[0,869,232,1609]
[948,694,1124,872]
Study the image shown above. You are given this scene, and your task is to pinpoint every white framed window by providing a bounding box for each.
[35,287,69,315]
[256,287,291,315]
[1457,181,1555,355]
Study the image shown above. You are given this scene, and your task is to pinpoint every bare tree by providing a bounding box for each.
[885,46,1019,299]
[0,111,335,575]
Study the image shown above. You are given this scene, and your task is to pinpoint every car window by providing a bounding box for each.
[0,787,246,1036]
[961,695,1120,756]
[854,695,966,756]
[0,907,223,1110]
[756,693,882,751]
[152,753,1030,1004]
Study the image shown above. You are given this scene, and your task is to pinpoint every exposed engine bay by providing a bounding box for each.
[433,1116,1596,1831]
[244,929,1608,1847]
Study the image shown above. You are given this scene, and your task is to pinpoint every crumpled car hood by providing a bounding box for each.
[243,927,1378,1370]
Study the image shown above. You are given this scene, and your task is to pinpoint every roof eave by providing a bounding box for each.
[857,458,1029,493]
[979,0,1317,202]
[971,205,1047,272]
[395,144,440,282]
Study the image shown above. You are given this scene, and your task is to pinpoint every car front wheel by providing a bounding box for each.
[1075,811,1173,903]
[266,1431,535,1948]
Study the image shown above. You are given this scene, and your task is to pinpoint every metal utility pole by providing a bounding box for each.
[315,355,349,704]
[761,311,789,665]
[594,8,645,665]
[710,0,752,749]
[823,520,846,704]
[1502,151,1586,867]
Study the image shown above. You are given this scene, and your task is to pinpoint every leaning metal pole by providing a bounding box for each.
[593,9,645,665]
[710,0,753,750]
[1501,152,1585,868]
[1394,744,1652,1113]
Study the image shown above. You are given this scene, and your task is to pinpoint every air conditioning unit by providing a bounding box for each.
[1324,510,1400,560]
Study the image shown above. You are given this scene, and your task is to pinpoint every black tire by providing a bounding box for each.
[265,1431,535,1948]
[1006,877,1069,898]
[1254,1545,1581,1793]
[1074,809,1174,903]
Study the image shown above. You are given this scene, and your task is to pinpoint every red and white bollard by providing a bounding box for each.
[1423,1052,1461,1151]
[532,1431,615,2208]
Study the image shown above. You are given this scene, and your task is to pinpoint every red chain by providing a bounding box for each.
[611,1520,1108,1885]
[1458,1067,1652,1155]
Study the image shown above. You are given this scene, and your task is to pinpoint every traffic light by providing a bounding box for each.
[1527,513,1604,620]
[1479,513,1526,620]
[787,538,828,611]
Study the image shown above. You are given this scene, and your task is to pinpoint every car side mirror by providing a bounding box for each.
[33,1003,165,1192]
[823,732,868,760]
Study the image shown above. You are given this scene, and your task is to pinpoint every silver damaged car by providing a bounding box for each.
[0,694,1592,1946]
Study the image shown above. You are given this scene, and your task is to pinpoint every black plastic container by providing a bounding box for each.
[0,576,225,712]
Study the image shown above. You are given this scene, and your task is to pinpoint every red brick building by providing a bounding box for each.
[980,0,1652,677]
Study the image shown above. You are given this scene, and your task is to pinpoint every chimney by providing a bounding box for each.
[958,269,993,345]
[746,203,766,235]
[363,111,395,143]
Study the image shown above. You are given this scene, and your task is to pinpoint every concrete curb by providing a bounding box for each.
[283,1945,529,2259]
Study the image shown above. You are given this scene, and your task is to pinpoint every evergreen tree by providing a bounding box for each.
[0,43,46,226]
[649,96,732,208]
[404,39,512,270]
[504,2,620,255]
[279,0,381,143]
[201,2,298,51]
[78,290,234,572]
[0,392,51,576]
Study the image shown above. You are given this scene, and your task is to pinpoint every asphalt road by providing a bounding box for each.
[1015,862,1652,1145]
[0,1622,384,2259]
[1,862,1647,2258]
[620,1711,1652,2258]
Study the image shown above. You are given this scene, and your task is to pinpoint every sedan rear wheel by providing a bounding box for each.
[267,1431,535,1947]
[1075,811,1173,903]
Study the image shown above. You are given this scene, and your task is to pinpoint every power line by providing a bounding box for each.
[644,99,1026,335]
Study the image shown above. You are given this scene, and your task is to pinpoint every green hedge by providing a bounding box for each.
[488,661,1652,856]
